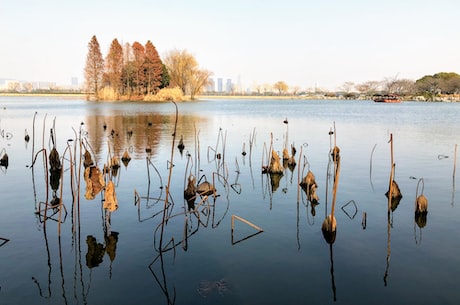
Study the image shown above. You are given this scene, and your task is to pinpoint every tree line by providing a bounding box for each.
[340,72,460,100]
[84,35,211,101]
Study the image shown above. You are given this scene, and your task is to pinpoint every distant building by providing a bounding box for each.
[36,81,56,90]
[0,79,20,92]
[71,77,78,87]
[225,79,232,93]
[206,78,215,92]
[217,78,223,92]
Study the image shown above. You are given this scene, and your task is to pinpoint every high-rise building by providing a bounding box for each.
[217,78,223,92]
[206,78,215,92]
[71,77,79,87]
[225,79,232,93]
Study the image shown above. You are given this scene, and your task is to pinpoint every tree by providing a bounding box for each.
[415,72,460,100]
[273,81,288,95]
[355,81,380,96]
[160,64,170,89]
[144,40,163,95]
[392,79,416,95]
[164,49,212,99]
[131,42,145,95]
[291,85,300,95]
[433,72,460,94]
[340,82,355,93]
[189,69,213,99]
[84,35,104,100]
[120,42,135,97]
[415,75,438,100]
[104,38,123,97]
[382,75,399,94]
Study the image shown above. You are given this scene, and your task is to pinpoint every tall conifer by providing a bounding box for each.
[84,35,104,100]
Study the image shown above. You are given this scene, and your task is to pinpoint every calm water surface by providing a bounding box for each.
[0,96,459,305]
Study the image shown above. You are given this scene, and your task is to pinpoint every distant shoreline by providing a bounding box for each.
[1,92,459,102]
[0,92,85,98]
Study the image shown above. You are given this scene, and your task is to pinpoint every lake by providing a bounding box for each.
[0,96,459,305]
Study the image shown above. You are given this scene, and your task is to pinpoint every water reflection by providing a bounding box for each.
[3,98,460,304]
[84,108,210,163]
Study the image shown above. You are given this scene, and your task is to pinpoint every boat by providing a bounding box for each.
[373,94,401,103]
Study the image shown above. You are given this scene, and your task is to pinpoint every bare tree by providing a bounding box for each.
[340,81,353,93]
[291,85,300,95]
[355,81,381,96]
[189,69,213,99]
[392,79,416,95]
[382,74,400,94]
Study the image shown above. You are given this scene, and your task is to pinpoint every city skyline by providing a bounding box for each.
[1,0,460,91]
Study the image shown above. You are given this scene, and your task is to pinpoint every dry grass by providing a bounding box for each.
[144,87,184,102]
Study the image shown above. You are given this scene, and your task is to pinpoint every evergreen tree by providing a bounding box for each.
[160,63,170,89]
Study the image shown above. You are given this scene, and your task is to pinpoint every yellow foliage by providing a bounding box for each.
[143,87,184,102]
[99,86,119,100]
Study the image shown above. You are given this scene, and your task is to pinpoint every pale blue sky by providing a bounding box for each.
[1,0,459,90]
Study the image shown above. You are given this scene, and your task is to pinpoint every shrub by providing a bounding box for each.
[144,87,184,102]
[99,86,118,101]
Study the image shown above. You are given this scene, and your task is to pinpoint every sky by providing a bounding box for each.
[1,0,460,91]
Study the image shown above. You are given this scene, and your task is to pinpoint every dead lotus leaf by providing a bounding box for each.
[268,150,284,174]
[104,181,118,212]
[84,166,105,200]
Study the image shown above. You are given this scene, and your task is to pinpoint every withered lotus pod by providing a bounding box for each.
[322,214,337,244]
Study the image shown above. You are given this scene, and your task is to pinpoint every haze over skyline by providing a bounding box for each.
[1,0,459,91]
